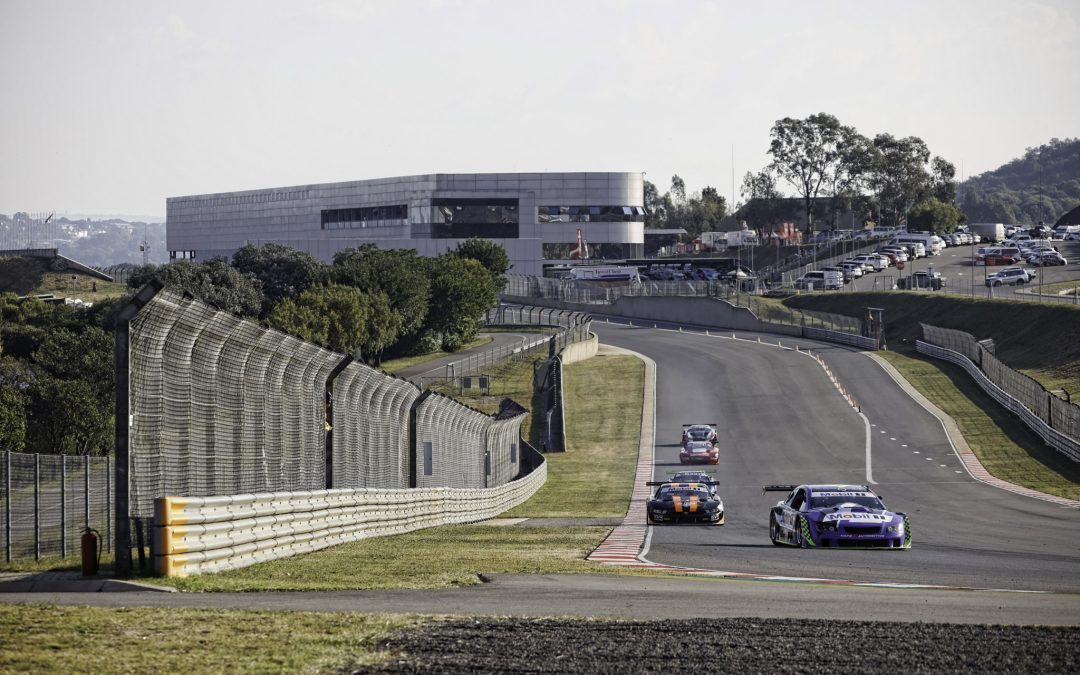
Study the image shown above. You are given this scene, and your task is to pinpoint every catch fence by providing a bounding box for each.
[1,452,112,562]
[920,324,1080,451]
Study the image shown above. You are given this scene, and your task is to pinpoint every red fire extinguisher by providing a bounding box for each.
[81,527,101,577]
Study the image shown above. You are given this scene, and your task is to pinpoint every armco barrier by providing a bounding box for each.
[916,341,1080,462]
[153,455,546,576]
[802,327,878,350]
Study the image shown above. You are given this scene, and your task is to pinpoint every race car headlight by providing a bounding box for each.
[817,520,837,531]
[886,523,902,533]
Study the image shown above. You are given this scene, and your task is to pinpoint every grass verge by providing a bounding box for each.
[0,604,417,673]
[378,335,493,374]
[878,348,1080,501]
[504,354,643,517]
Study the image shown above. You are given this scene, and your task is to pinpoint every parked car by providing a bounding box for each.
[823,266,853,283]
[895,271,946,290]
[985,267,1036,287]
[840,262,865,278]
[1030,251,1068,266]
[795,270,843,290]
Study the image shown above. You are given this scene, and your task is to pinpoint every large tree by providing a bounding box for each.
[425,256,499,352]
[868,133,932,227]
[328,246,431,340]
[907,198,965,233]
[231,243,323,317]
[127,259,263,317]
[451,238,511,289]
[768,113,869,235]
[268,284,370,357]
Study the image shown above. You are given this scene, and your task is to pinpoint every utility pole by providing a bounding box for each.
[140,223,150,265]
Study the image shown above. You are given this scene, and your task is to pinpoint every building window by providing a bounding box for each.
[430,198,519,239]
[538,206,646,223]
[321,205,409,230]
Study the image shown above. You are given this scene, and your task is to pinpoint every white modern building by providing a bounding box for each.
[166,172,646,276]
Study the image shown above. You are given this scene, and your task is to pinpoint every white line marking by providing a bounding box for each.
[859,411,875,485]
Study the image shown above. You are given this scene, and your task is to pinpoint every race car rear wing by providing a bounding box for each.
[682,423,719,428]
[648,481,719,486]
[762,484,797,495]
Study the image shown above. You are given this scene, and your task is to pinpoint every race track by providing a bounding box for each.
[594,323,1080,593]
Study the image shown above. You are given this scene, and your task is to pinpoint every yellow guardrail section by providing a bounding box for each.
[153,461,547,577]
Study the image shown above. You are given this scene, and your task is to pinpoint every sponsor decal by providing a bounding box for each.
[822,512,889,522]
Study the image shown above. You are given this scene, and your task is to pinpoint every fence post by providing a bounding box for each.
[60,457,66,558]
[4,450,10,563]
[106,456,112,552]
[84,453,90,531]
[34,454,39,561]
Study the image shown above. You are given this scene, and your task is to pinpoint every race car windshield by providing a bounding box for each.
[686,429,712,440]
[810,495,883,509]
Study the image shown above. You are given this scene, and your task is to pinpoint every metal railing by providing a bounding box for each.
[921,324,1080,447]
[2,452,113,563]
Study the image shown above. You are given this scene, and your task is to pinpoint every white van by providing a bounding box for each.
[795,270,843,291]
[893,233,944,256]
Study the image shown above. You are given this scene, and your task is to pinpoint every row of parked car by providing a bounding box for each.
[796,242,930,290]
[976,240,1068,267]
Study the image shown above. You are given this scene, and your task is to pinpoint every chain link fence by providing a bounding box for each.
[2,452,112,562]
[921,324,1080,444]
[128,289,341,518]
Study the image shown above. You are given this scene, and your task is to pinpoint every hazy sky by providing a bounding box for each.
[2,0,1078,218]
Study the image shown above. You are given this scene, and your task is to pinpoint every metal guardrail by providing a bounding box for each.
[153,452,547,576]
[916,341,1080,462]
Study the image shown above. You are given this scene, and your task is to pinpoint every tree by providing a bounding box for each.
[127,259,263,317]
[868,133,932,227]
[268,284,369,357]
[359,291,402,366]
[670,175,687,205]
[25,376,112,455]
[768,113,866,236]
[451,238,511,289]
[907,198,965,234]
[0,356,30,452]
[33,327,114,402]
[930,157,958,204]
[329,246,430,339]
[643,180,667,228]
[425,256,499,351]
[232,243,323,317]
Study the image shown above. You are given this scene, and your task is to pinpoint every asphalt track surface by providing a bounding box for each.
[593,323,1080,594]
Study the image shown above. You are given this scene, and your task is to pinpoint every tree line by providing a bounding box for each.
[0,239,510,456]
[645,112,966,237]
[960,137,1080,225]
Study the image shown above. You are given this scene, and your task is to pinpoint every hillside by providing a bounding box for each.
[961,138,1080,226]
[783,292,1080,393]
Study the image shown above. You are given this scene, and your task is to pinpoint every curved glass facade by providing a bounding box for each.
[538,206,646,223]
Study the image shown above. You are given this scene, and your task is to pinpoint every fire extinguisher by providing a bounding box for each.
[81,527,101,577]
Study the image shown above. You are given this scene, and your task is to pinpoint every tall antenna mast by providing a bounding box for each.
[140,222,150,265]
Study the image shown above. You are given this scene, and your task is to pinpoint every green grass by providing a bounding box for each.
[158,525,617,592]
[1031,280,1080,296]
[0,604,418,673]
[505,354,644,517]
[878,348,1080,501]
[35,272,129,302]
[378,335,493,373]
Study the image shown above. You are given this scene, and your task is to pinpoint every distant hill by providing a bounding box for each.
[961,138,1080,225]
[0,214,168,267]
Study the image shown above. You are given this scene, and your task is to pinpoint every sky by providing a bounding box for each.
[1,0,1078,219]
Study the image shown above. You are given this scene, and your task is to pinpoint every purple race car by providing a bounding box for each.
[763,484,911,549]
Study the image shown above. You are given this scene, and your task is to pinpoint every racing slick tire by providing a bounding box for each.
[769,514,781,545]
[794,516,810,548]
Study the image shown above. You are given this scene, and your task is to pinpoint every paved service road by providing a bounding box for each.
[594,323,1080,593]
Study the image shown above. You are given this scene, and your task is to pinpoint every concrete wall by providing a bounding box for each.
[560,332,599,365]
[502,293,804,337]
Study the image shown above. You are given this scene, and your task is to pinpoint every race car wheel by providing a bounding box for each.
[794,516,809,548]
[769,514,781,545]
